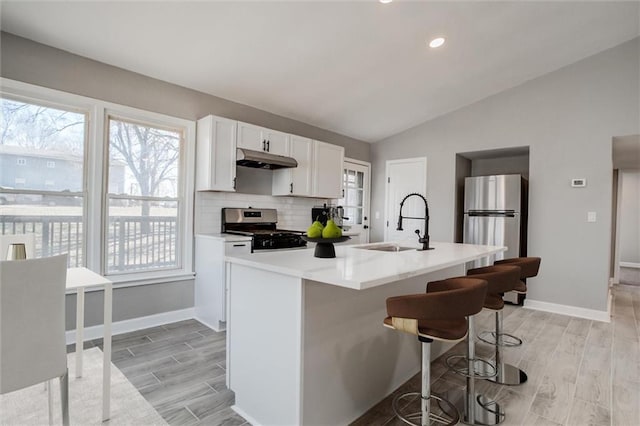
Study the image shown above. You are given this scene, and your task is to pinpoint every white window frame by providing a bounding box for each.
[1,78,195,285]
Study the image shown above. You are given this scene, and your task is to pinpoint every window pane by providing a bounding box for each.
[0,98,85,192]
[108,119,181,197]
[106,198,178,273]
[0,193,84,266]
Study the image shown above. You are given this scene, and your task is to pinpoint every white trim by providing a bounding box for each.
[231,405,262,426]
[65,307,195,344]
[620,262,640,268]
[523,299,610,323]
[1,78,195,279]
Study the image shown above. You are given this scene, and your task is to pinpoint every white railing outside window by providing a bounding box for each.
[0,78,195,284]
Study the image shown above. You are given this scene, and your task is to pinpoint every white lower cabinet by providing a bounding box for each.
[195,235,251,331]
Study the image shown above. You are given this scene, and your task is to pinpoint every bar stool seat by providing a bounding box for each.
[382,317,468,341]
[384,277,488,426]
[494,257,541,294]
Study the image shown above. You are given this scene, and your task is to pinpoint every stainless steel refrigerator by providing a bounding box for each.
[463,174,528,277]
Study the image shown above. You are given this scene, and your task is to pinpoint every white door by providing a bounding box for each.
[338,159,371,244]
[384,158,427,243]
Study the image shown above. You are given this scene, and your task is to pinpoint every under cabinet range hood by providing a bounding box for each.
[236,148,298,169]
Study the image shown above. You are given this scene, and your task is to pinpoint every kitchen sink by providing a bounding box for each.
[356,245,414,252]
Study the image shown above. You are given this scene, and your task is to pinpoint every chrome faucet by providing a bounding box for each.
[396,192,433,251]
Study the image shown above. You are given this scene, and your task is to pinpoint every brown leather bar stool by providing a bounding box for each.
[467,265,528,386]
[478,257,542,348]
[493,257,541,296]
[445,266,523,425]
[384,277,488,426]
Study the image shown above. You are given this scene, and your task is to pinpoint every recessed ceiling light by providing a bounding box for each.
[379,0,393,4]
[429,37,446,48]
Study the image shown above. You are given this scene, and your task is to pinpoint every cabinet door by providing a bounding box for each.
[196,115,237,192]
[272,135,313,196]
[237,122,264,151]
[262,129,289,156]
[223,241,251,321]
[290,135,313,195]
[313,141,345,199]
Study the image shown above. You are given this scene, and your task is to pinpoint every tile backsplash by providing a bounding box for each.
[195,192,332,234]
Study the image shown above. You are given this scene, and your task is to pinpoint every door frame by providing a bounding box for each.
[343,157,371,244]
[384,157,427,241]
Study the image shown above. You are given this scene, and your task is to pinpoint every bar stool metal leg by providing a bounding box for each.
[451,316,505,426]
[486,311,527,386]
[393,339,459,426]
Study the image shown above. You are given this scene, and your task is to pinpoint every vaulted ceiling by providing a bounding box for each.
[1,1,638,142]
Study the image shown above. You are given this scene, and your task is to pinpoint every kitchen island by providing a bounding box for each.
[225,241,505,426]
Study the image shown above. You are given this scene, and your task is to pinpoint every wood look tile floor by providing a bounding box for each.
[353,283,640,426]
[72,283,639,426]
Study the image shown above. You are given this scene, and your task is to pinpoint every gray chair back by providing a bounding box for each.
[0,254,68,394]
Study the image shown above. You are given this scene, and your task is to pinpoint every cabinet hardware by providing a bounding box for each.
[262,140,266,151]
[364,216,368,220]
[364,225,369,229]
[290,182,293,193]
[342,189,345,198]
[233,177,237,189]
[266,140,270,152]
[233,244,247,247]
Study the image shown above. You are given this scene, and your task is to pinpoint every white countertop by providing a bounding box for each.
[225,241,505,290]
[196,233,252,243]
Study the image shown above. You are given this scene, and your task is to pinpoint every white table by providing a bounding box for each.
[66,268,112,422]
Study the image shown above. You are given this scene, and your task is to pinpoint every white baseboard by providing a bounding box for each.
[620,262,640,269]
[66,307,196,344]
[523,299,610,323]
[231,405,262,426]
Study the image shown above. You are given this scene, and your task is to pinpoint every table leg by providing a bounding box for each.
[75,288,85,378]
[102,283,112,422]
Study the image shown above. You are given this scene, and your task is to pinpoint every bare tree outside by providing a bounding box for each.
[1,97,183,272]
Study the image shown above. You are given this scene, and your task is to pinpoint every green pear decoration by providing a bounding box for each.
[307,218,324,238]
[322,219,342,238]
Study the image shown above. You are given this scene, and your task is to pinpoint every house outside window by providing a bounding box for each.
[0,96,86,266]
[1,79,195,283]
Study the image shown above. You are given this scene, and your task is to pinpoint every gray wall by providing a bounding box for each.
[619,170,640,264]
[0,32,370,161]
[471,155,530,179]
[371,38,640,312]
[0,32,370,328]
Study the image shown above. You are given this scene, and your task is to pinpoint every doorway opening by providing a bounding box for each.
[611,135,640,286]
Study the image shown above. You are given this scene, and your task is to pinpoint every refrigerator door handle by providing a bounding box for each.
[466,210,517,217]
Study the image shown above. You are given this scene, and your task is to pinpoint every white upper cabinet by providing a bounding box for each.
[272,135,314,196]
[313,141,345,199]
[237,122,289,156]
[262,128,290,156]
[196,115,236,192]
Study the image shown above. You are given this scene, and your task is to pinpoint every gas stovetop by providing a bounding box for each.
[221,208,307,251]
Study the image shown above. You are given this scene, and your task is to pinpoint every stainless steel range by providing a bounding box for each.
[221,208,306,252]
